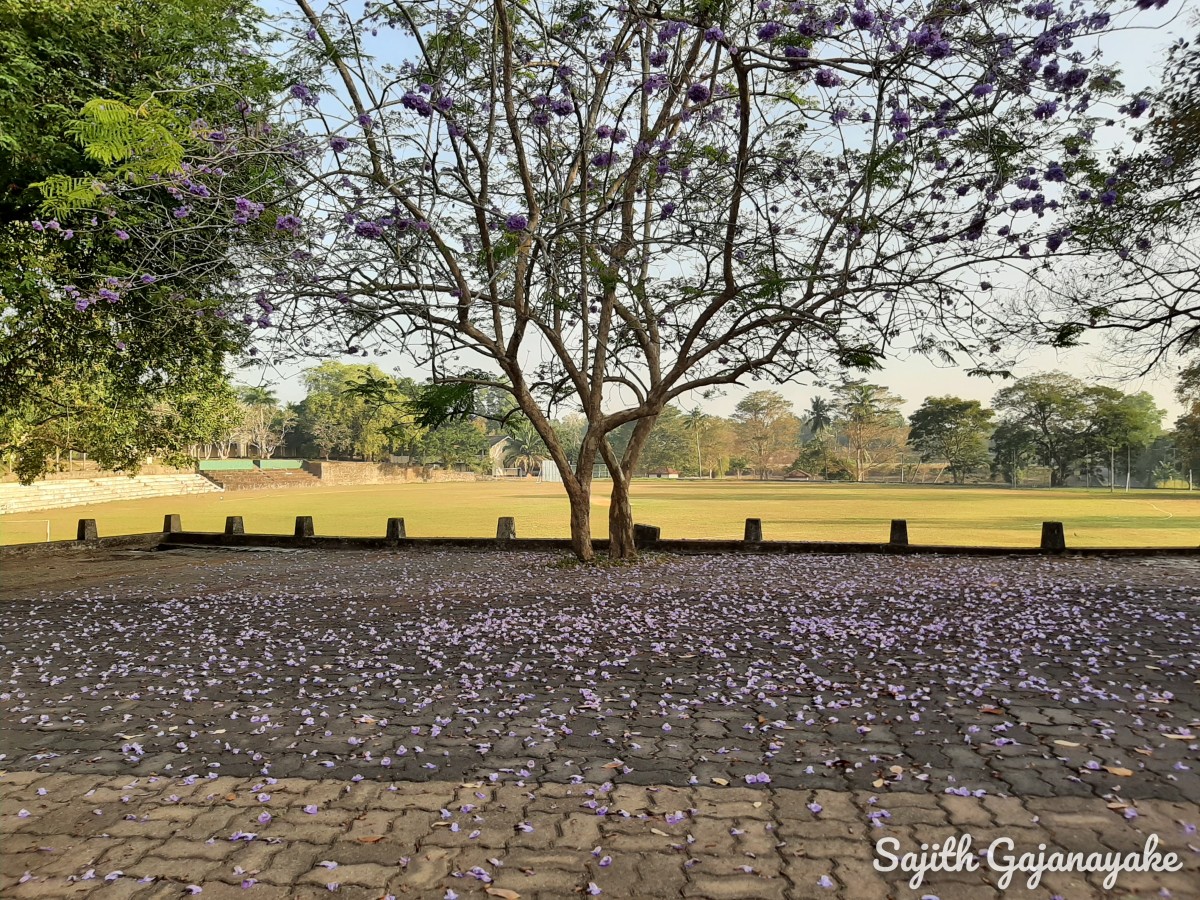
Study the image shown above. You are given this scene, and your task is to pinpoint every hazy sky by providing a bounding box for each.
[253,1,1196,424]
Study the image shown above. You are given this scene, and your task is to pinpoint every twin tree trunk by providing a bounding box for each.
[558,415,656,562]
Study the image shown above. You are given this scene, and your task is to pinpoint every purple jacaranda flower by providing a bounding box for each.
[257,812,271,824]
[115,228,129,240]
[1121,96,1151,118]
[972,83,995,98]
[402,92,433,117]
[1100,190,1117,207]
[818,875,835,889]
[1033,100,1058,119]
[505,214,528,232]
[330,137,351,153]
[551,97,574,116]
[687,84,710,103]
[587,884,602,896]
[665,811,686,825]
[851,7,875,28]
[704,26,725,42]
[808,802,823,815]
[17,809,30,818]
[304,805,319,815]
[276,214,301,232]
[354,221,384,239]
[814,69,842,88]
[599,855,612,867]
[289,84,317,107]
[591,151,617,168]
[757,22,782,40]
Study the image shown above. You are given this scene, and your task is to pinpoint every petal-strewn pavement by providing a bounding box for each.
[2,549,1198,898]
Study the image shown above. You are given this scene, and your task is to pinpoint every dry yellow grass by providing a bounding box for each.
[2,480,1198,547]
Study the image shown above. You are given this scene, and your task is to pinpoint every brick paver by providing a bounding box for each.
[2,550,1198,898]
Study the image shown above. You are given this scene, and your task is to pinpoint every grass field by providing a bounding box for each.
[2,480,1199,547]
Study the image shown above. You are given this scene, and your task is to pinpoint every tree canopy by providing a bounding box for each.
[33,0,1180,557]
[0,0,291,480]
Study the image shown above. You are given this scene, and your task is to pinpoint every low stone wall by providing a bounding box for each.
[0,465,195,484]
[301,461,493,485]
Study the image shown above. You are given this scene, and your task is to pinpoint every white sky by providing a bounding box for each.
[252,1,1196,425]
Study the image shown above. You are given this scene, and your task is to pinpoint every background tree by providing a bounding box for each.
[50,0,1166,558]
[992,373,1091,486]
[637,406,694,475]
[1083,387,1163,488]
[731,392,799,480]
[907,396,994,484]
[830,380,906,482]
[1174,365,1200,482]
[792,429,854,481]
[0,0,290,481]
[804,397,833,439]
[990,420,1041,486]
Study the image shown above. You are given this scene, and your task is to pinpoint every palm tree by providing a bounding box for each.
[684,406,706,476]
[806,397,832,435]
[237,385,278,408]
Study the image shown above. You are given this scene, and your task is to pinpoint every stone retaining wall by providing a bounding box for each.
[301,461,493,485]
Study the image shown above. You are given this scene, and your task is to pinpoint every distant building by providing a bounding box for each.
[649,468,680,479]
[785,470,816,481]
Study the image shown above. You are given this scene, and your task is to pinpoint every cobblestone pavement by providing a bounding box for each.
[1,550,1198,899]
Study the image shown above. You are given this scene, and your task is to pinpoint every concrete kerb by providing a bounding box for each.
[2,515,1198,558]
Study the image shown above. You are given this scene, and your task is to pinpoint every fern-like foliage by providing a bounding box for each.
[33,98,187,214]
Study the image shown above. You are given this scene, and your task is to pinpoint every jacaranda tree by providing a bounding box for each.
[43,0,1173,558]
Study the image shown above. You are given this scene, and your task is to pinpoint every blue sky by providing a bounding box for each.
[253,0,1197,424]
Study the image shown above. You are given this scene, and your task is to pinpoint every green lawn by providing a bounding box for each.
[2,480,1198,547]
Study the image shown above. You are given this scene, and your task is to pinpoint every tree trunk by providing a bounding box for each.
[607,476,635,559]
[602,415,657,560]
[566,481,594,562]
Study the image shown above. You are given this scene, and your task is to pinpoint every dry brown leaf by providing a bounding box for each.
[872,779,886,788]
[650,828,668,836]
[888,765,904,775]
[711,778,729,786]
[1165,733,1196,741]
[485,889,521,900]
[1102,766,1134,777]
[356,836,385,843]
[752,801,763,809]
[1053,740,1080,747]
[602,761,624,769]
[1134,748,1154,756]
[979,705,1005,715]
[225,793,238,801]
